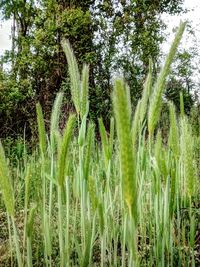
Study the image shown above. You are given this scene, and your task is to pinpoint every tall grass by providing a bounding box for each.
[148,22,186,136]
[0,22,199,266]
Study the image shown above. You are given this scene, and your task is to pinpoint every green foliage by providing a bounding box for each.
[0,0,190,139]
[148,22,186,136]
[180,117,196,197]
[80,64,89,119]
[165,50,196,114]
[113,79,137,217]
[139,59,153,125]
[50,92,64,153]
[94,0,185,111]
[0,141,14,216]
[36,103,47,157]
[0,0,94,138]
[84,123,95,181]
[168,102,180,157]
[57,114,76,187]
[61,40,90,120]
[0,28,199,266]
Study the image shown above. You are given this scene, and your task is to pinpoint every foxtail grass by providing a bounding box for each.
[36,103,47,158]
[113,79,137,217]
[148,22,186,136]
[0,20,199,267]
[61,40,81,115]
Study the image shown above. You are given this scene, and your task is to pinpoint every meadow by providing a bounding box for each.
[0,22,199,266]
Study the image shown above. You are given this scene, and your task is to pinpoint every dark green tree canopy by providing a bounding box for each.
[0,0,193,139]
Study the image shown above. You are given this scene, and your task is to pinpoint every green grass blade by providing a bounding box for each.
[0,141,14,216]
[148,22,186,135]
[81,64,89,119]
[36,103,47,157]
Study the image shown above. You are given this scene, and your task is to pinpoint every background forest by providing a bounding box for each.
[0,0,199,143]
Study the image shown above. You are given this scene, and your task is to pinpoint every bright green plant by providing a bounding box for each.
[0,21,199,267]
[148,22,186,136]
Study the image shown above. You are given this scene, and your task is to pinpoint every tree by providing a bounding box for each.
[165,47,197,113]
[0,0,186,138]
[92,0,185,118]
[0,0,95,137]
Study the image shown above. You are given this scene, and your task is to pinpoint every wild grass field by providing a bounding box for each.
[0,22,199,267]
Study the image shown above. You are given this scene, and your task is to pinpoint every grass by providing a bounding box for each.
[0,22,200,266]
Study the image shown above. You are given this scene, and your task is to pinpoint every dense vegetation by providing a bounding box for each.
[0,22,199,266]
[1,0,198,140]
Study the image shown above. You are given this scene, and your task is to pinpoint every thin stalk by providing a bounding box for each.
[58,185,65,267]
[11,216,23,267]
